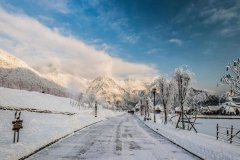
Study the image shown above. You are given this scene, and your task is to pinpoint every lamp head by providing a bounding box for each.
[152,88,156,94]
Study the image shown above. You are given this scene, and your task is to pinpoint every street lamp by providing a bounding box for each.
[146,98,150,120]
[152,88,156,123]
[140,99,144,116]
[95,101,97,117]
[144,98,147,121]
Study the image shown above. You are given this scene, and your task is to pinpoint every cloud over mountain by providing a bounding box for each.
[0,7,158,91]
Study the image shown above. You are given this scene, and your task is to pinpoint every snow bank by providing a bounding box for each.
[137,114,240,160]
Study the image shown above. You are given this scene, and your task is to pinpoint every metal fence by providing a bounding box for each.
[216,124,240,145]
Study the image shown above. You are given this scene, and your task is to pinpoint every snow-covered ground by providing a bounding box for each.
[0,87,80,113]
[137,113,240,160]
[0,87,122,160]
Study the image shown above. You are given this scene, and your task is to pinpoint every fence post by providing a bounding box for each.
[227,129,229,138]
[95,102,97,117]
[216,124,219,140]
[230,125,233,144]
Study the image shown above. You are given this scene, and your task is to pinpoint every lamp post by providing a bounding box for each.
[95,101,97,117]
[152,88,156,123]
[144,98,147,121]
[146,98,150,120]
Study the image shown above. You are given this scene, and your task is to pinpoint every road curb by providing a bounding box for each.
[19,119,104,160]
[135,115,204,160]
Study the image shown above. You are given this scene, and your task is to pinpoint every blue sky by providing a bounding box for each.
[0,0,240,92]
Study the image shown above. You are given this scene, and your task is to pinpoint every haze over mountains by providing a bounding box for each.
[0,49,218,107]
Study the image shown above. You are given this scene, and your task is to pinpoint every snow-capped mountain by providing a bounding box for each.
[0,49,66,97]
[86,76,153,108]
[122,78,148,94]
[86,76,129,104]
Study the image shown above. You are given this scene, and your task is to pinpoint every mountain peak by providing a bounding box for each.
[87,76,127,104]
[94,75,114,82]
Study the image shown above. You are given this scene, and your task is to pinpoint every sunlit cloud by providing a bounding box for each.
[0,7,158,91]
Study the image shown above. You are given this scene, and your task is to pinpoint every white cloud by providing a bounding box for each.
[169,38,182,46]
[201,8,237,24]
[37,0,70,14]
[220,27,240,37]
[200,0,240,25]
[0,7,158,90]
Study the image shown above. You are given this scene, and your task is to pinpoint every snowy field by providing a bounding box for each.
[137,114,240,160]
[0,87,123,160]
[0,87,80,113]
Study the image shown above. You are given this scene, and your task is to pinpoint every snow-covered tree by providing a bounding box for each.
[77,92,84,105]
[158,77,173,124]
[219,58,240,96]
[0,69,9,87]
[87,93,96,108]
[174,66,192,129]
[185,88,208,112]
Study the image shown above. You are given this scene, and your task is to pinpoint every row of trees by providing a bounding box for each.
[157,66,196,128]
[138,66,208,130]
[139,58,239,129]
[136,66,194,127]
[69,91,116,111]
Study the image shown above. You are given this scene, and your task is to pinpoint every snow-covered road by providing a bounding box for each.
[28,114,200,160]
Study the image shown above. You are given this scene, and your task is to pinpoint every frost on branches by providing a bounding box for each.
[219,58,240,96]
[174,66,193,130]
[157,77,174,124]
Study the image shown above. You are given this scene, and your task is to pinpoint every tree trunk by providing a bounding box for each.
[164,104,167,124]
[181,102,185,129]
